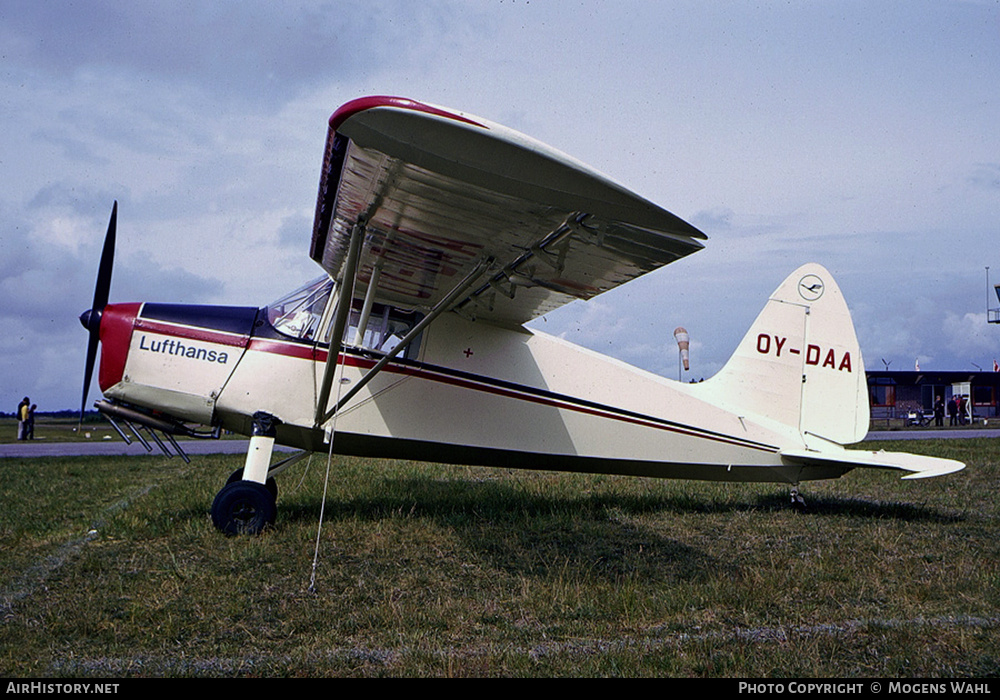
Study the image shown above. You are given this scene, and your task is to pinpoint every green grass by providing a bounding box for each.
[1,439,998,677]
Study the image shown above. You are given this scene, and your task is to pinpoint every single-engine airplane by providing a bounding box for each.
[79,96,964,535]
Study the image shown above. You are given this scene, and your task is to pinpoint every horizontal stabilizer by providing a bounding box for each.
[781,447,965,480]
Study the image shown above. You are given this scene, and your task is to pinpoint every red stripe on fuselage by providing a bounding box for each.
[246,337,317,360]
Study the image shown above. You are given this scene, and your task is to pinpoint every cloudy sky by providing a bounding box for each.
[3,1,999,412]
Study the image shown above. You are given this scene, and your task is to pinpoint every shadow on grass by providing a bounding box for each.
[265,476,960,581]
[763,493,966,523]
[276,477,734,582]
[284,475,962,524]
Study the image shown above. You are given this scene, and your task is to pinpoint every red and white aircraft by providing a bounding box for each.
[79,96,964,534]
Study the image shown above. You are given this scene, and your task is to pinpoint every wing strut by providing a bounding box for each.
[354,257,383,345]
[315,254,494,430]
[314,216,367,428]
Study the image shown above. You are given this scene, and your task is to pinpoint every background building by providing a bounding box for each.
[867,370,1000,424]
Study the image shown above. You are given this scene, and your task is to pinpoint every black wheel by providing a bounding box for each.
[226,468,278,500]
[212,480,277,535]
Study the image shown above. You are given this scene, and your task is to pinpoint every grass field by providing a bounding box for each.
[1,415,117,443]
[0,415,246,444]
[1,437,998,677]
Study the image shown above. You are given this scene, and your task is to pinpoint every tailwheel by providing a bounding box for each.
[211,480,277,535]
[790,487,807,511]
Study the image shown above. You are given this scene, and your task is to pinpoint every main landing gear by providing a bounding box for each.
[211,412,281,535]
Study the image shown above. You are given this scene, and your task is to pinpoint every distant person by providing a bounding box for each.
[26,404,36,440]
[959,395,968,426]
[934,396,944,427]
[948,396,958,426]
[16,397,29,440]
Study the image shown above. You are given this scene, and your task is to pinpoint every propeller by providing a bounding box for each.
[79,201,118,425]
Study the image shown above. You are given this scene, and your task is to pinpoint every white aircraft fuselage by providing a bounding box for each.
[98,298,809,483]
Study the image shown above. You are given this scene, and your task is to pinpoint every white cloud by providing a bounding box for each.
[942,312,1000,362]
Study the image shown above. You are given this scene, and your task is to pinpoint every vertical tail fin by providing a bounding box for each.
[705,263,869,446]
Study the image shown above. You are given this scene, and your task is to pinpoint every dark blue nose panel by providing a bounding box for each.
[140,304,262,336]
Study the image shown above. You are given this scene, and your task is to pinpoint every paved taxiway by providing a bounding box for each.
[0,439,300,459]
[1,429,996,459]
[863,428,1000,441]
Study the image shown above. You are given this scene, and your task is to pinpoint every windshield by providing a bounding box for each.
[266,276,333,341]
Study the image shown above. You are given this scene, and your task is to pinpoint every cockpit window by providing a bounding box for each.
[266,276,333,341]
[346,304,423,358]
[265,276,423,359]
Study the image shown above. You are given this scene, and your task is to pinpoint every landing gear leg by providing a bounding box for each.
[211,412,281,535]
[241,412,280,485]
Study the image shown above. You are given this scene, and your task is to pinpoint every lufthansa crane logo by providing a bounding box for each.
[798,274,824,301]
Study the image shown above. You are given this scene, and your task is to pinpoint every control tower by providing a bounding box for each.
[990,268,1000,324]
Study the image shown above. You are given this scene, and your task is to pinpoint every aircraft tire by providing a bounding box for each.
[226,468,278,500]
[211,481,277,535]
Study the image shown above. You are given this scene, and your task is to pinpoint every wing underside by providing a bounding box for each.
[311,97,706,327]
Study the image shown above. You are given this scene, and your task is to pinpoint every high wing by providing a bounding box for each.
[311,96,706,328]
